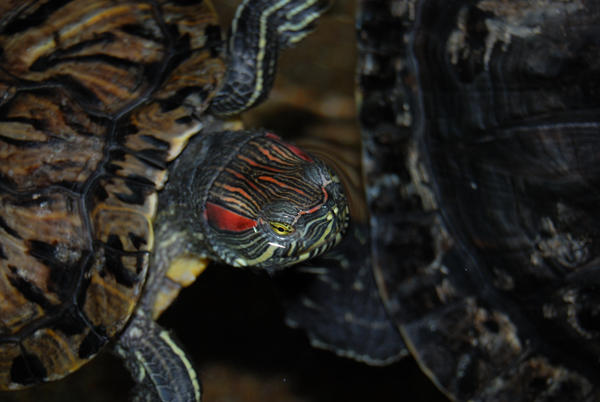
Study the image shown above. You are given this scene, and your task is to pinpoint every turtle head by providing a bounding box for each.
[202,131,349,271]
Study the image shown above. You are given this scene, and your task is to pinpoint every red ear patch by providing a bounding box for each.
[204,202,257,232]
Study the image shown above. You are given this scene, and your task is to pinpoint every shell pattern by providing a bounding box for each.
[0,0,223,388]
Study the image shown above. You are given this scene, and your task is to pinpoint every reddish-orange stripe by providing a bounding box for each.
[258,145,291,165]
[221,183,253,201]
[225,168,261,192]
[264,132,313,162]
[220,195,250,207]
[299,186,329,215]
[258,175,308,196]
[270,143,294,160]
[237,155,283,172]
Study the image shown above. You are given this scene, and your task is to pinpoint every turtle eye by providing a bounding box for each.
[269,221,295,236]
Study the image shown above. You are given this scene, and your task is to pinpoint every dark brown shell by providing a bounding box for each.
[358,1,600,401]
[0,0,224,389]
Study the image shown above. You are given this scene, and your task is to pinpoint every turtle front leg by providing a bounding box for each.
[209,0,329,115]
[115,312,200,402]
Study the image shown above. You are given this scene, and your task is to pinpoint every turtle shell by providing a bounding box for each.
[358,1,600,401]
[0,0,224,388]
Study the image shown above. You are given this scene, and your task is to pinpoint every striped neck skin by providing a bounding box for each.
[202,131,349,271]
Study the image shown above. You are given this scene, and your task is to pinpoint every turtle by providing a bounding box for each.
[280,1,600,401]
[0,0,350,401]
